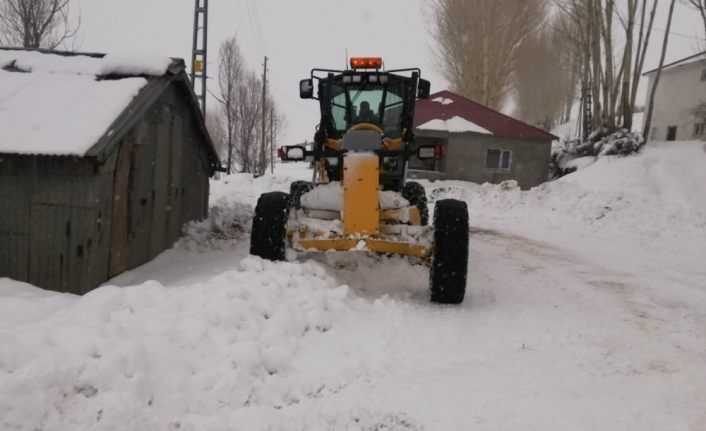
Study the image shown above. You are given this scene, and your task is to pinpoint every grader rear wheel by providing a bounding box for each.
[250,192,291,261]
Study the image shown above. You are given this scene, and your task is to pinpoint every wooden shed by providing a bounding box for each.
[0,48,221,294]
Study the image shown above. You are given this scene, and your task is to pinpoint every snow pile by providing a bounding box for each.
[552,129,645,177]
[428,141,706,275]
[180,202,253,251]
[301,182,342,211]
[0,258,350,430]
[417,116,492,134]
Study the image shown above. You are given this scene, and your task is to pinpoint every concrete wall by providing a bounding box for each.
[645,59,706,141]
[411,131,551,190]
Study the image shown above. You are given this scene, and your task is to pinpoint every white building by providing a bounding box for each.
[644,51,706,141]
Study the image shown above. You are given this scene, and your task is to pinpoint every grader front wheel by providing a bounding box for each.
[430,199,469,304]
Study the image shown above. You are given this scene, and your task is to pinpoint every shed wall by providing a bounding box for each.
[0,154,116,294]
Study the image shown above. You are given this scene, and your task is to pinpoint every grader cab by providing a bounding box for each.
[250,58,469,304]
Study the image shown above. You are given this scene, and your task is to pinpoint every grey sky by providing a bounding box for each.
[75,0,704,144]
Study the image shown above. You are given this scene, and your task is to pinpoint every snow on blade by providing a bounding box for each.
[417,115,493,134]
[300,182,409,210]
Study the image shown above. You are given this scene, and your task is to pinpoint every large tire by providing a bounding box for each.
[402,181,429,225]
[430,199,469,304]
[289,180,314,209]
[250,192,291,261]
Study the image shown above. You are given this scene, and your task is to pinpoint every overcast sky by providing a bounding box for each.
[75,0,704,144]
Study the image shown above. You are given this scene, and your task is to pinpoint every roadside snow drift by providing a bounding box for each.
[0,258,348,430]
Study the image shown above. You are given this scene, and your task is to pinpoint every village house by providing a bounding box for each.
[644,51,706,141]
[409,90,557,190]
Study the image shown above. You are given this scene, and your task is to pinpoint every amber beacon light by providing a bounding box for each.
[350,57,383,69]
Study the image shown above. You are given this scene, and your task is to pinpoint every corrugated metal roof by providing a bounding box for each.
[414,90,558,140]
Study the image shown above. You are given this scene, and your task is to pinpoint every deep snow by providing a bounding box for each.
[1,142,705,430]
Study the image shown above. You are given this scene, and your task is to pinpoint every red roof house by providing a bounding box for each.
[409,90,556,189]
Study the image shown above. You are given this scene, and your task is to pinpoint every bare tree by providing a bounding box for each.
[643,0,677,139]
[206,106,227,162]
[681,0,706,40]
[214,37,244,175]
[431,0,547,110]
[214,36,287,175]
[555,0,659,134]
[515,27,575,130]
[0,0,79,49]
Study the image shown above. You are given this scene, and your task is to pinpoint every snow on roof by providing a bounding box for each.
[417,116,493,135]
[415,90,557,140]
[432,96,454,105]
[0,49,173,156]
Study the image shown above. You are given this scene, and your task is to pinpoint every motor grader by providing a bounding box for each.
[250,57,469,304]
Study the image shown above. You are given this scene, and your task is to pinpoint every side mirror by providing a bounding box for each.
[418,79,431,99]
[417,145,436,160]
[300,79,314,99]
[282,145,307,161]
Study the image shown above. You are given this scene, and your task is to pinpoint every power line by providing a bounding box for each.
[653,27,706,41]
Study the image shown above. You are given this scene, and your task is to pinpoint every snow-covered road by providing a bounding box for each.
[1,141,705,430]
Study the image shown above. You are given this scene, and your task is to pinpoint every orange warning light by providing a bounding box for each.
[350,57,383,70]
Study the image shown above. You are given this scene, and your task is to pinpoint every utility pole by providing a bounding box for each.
[191,0,208,119]
[270,106,275,174]
[261,56,268,176]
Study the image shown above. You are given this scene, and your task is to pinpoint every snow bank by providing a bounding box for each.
[417,116,492,134]
[426,141,706,278]
[0,258,349,430]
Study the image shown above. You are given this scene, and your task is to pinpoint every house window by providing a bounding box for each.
[666,126,677,141]
[695,123,706,136]
[486,149,512,171]
[701,69,706,81]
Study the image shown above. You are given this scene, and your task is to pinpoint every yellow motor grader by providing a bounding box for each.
[250,57,469,304]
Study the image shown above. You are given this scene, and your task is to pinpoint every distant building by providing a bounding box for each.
[0,48,221,294]
[410,90,556,190]
[644,51,706,141]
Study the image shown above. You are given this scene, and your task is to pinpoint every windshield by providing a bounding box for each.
[328,80,406,138]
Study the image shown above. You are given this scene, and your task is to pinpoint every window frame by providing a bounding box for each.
[485,148,513,171]
[694,123,706,137]
[701,69,706,81]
